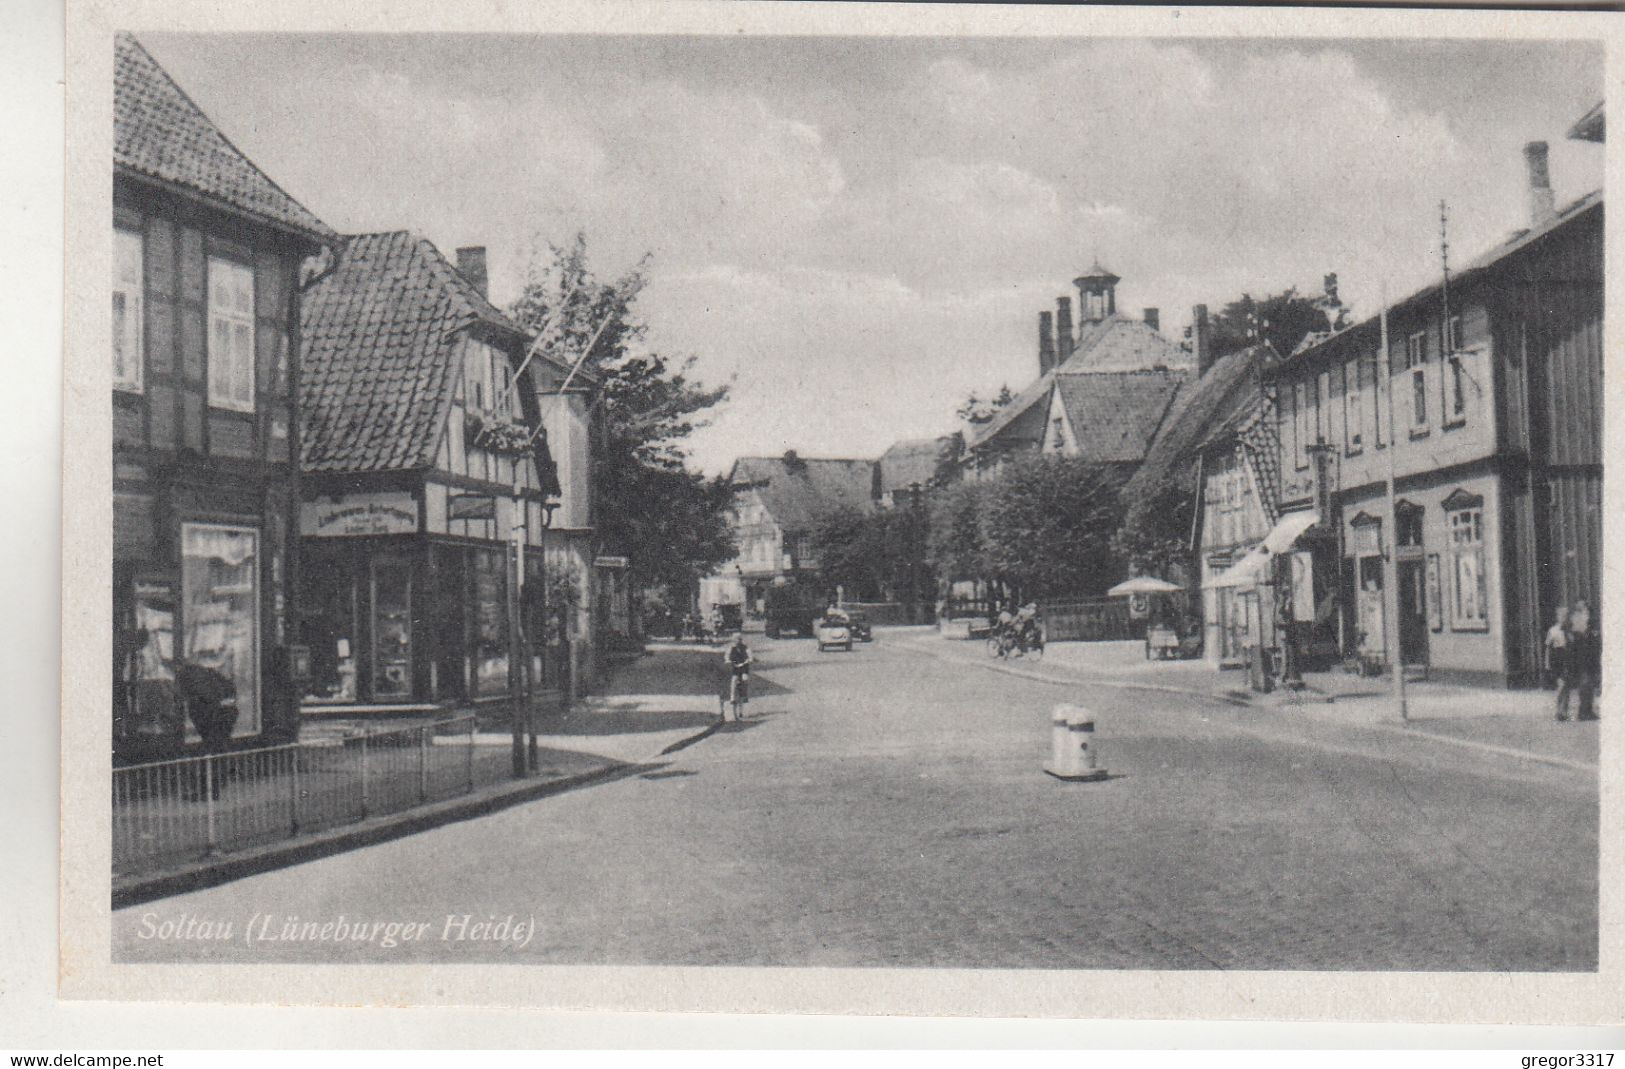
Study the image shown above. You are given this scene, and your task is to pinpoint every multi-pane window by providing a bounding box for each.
[1370,350,1386,447]
[1293,380,1309,469]
[1405,331,1428,432]
[1315,370,1330,445]
[207,257,256,412]
[114,228,144,392]
[1447,314,1464,353]
[1344,357,1363,452]
[1448,506,1488,630]
[1446,355,1468,425]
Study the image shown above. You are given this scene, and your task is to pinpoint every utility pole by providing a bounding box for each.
[1379,283,1409,722]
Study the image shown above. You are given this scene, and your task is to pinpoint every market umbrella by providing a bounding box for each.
[1106,575,1183,597]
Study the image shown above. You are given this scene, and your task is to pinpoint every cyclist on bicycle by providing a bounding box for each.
[722,631,753,716]
[1013,602,1040,645]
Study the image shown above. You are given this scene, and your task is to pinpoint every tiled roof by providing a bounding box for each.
[1569,101,1604,143]
[729,455,877,531]
[1052,369,1189,464]
[301,231,534,474]
[1122,343,1276,505]
[115,32,335,243]
[970,315,1191,452]
[1284,191,1602,371]
[879,437,954,496]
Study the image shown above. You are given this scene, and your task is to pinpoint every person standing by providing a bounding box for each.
[1545,605,1572,722]
[1570,600,1600,722]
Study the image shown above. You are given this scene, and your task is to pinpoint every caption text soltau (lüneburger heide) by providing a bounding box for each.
[134,911,536,949]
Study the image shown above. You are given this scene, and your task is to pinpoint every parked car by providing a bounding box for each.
[814,612,853,652]
[844,610,872,642]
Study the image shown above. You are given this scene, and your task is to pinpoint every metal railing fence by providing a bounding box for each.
[112,716,485,876]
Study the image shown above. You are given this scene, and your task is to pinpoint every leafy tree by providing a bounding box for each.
[811,506,898,602]
[1208,284,1349,361]
[925,479,992,590]
[1113,465,1198,579]
[979,456,1129,599]
[507,233,735,600]
[956,383,1014,426]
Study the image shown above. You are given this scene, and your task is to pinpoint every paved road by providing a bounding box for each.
[114,631,1597,970]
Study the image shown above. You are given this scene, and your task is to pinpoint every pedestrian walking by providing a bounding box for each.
[1569,600,1600,722]
[1545,605,1572,721]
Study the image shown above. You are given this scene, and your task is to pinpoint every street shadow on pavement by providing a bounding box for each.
[659,717,766,755]
[541,707,718,736]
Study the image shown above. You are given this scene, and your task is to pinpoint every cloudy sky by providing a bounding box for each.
[143,32,1603,474]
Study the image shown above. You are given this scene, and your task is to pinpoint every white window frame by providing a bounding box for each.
[1447,505,1488,631]
[1344,357,1363,453]
[114,227,144,393]
[1406,331,1429,433]
[1315,370,1330,445]
[207,256,257,412]
[1445,349,1470,428]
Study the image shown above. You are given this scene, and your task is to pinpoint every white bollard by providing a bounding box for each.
[1044,703,1109,782]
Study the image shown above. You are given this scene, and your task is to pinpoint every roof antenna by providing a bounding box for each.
[1440,199,1453,352]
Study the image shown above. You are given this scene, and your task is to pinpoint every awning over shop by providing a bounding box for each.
[1262,510,1321,556]
[1203,511,1320,590]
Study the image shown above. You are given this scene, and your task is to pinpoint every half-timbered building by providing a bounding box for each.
[297,233,578,709]
[113,33,337,759]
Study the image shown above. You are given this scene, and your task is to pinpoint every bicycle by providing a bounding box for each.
[725,671,748,722]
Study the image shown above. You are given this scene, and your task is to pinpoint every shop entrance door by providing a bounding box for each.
[371,559,414,700]
[1397,558,1430,669]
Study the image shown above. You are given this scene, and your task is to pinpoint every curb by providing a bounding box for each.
[897,636,1596,772]
[112,760,639,909]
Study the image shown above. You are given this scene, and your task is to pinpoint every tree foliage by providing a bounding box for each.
[1208,283,1349,361]
[1113,464,1198,579]
[927,457,1128,600]
[507,233,735,594]
[956,383,1014,426]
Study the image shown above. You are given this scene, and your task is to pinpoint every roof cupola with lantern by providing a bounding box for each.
[1074,259,1122,323]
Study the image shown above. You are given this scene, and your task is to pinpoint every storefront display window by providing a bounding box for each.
[472,549,510,697]
[1449,504,1488,631]
[372,561,414,699]
[122,578,182,741]
[181,523,260,736]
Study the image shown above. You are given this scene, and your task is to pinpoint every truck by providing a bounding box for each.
[763,581,824,639]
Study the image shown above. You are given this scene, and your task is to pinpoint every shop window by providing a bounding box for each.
[1344,357,1363,453]
[472,549,510,697]
[181,523,260,736]
[114,228,144,392]
[207,257,256,412]
[1405,331,1428,434]
[1446,500,1488,631]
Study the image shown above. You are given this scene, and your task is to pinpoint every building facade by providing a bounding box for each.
[297,233,581,708]
[1268,140,1602,686]
[113,33,337,759]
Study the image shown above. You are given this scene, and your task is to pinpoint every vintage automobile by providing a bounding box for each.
[814,612,853,652]
[844,610,873,642]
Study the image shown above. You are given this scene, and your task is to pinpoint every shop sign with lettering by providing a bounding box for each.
[301,493,418,537]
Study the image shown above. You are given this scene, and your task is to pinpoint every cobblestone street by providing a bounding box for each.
[113,633,1597,970]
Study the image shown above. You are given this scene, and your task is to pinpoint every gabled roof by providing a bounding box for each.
[1569,101,1604,143]
[970,314,1191,452]
[878,437,953,496]
[1051,368,1189,464]
[728,455,877,530]
[1122,343,1276,504]
[301,231,535,474]
[1283,190,1602,371]
[115,32,335,244]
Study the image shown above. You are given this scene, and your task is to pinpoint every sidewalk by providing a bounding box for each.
[900,630,1599,770]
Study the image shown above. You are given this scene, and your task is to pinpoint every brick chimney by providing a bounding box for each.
[1055,296,1075,366]
[1038,310,1056,375]
[456,246,489,299]
[1142,307,1160,333]
[1525,141,1556,228]
[1192,304,1213,376]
